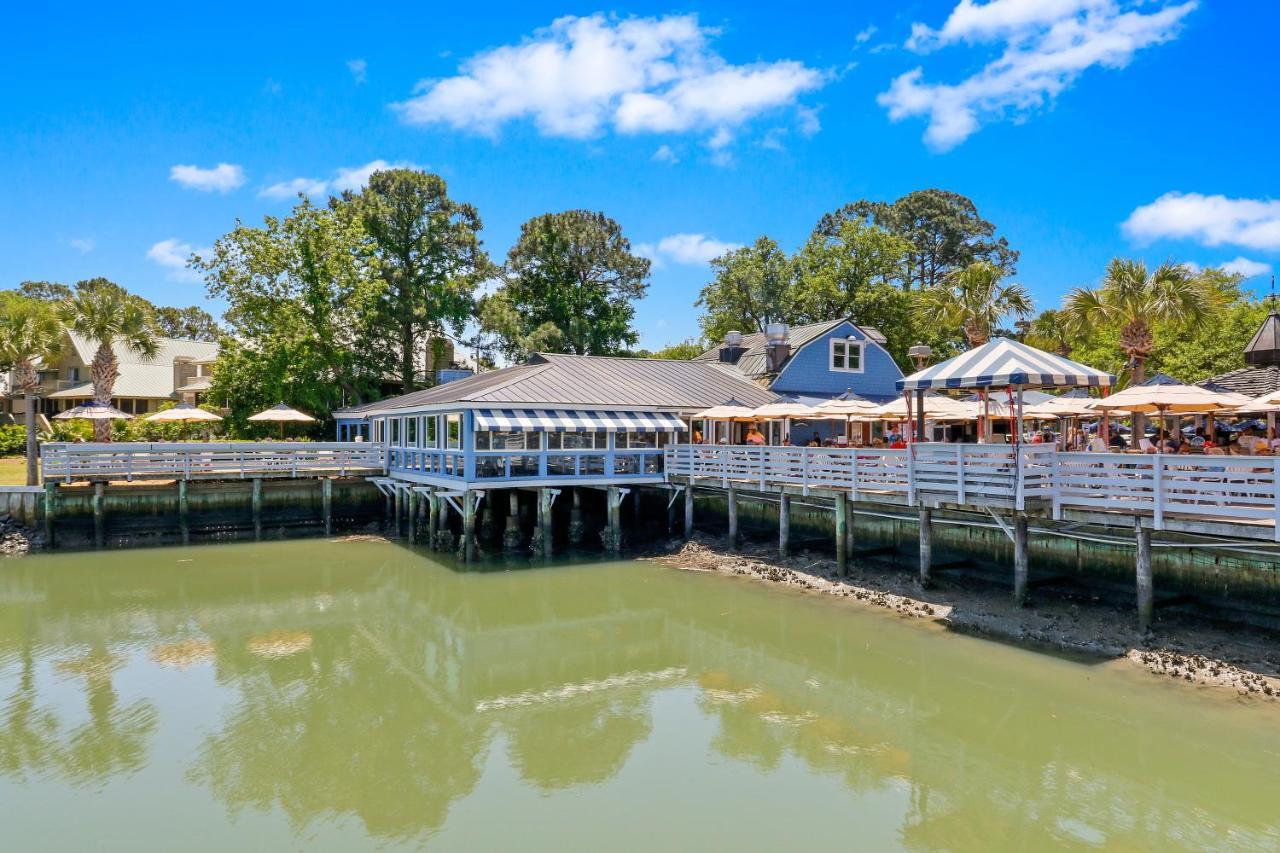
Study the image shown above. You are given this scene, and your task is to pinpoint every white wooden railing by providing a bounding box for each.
[41,442,386,483]
[666,443,1280,538]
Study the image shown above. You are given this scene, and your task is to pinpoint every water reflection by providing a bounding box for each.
[0,541,1277,850]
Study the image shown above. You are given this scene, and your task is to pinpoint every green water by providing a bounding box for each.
[0,541,1276,851]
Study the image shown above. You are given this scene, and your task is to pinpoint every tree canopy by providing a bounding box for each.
[695,237,792,342]
[480,210,650,361]
[343,169,491,391]
[815,189,1018,290]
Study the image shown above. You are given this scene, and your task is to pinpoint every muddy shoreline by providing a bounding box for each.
[645,534,1280,702]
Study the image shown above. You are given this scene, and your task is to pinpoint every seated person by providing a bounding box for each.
[1188,427,1207,449]
[744,426,765,446]
[888,433,908,449]
[1108,431,1128,450]
[1237,427,1259,454]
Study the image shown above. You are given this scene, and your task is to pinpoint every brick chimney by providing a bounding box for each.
[765,323,790,373]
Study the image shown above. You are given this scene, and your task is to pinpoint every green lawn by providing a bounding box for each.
[0,457,32,486]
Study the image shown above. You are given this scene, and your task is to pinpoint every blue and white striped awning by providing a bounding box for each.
[473,409,688,432]
[898,338,1115,391]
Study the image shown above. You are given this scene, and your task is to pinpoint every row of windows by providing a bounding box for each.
[473,430,673,450]
[373,414,462,449]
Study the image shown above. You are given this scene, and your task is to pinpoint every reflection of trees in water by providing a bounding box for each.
[505,692,653,790]
[0,643,158,786]
[187,624,492,840]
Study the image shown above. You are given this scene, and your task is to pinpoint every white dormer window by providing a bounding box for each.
[830,337,864,373]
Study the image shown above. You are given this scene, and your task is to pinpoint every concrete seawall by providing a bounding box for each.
[44,478,384,550]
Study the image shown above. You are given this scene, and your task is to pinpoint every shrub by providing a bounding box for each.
[0,424,25,456]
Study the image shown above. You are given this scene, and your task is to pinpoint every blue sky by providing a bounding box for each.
[5,1,1278,350]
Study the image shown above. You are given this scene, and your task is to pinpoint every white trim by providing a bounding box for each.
[829,337,865,374]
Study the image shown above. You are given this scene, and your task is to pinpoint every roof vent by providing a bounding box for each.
[719,331,746,364]
[765,323,790,373]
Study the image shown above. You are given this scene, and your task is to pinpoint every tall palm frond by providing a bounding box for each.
[915,261,1034,348]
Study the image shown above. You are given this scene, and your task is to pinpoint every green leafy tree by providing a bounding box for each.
[1063,258,1217,435]
[16,281,72,302]
[649,338,705,360]
[344,169,491,391]
[58,279,162,442]
[194,199,384,434]
[481,210,649,360]
[153,306,221,341]
[790,219,910,317]
[0,298,63,482]
[695,237,793,342]
[915,261,1034,348]
[816,189,1018,290]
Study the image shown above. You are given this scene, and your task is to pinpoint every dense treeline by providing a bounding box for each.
[4,169,1267,440]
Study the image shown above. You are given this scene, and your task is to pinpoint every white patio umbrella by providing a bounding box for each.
[873,394,978,421]
[1092,385,1246,414]
[248,402,316,438]
[749,402,817,418]
[144,402,223,423]
[54,403,133,421]
[145,402,223,441]
[1234,391,1280,413]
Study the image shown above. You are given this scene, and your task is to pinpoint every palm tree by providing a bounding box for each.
[0,301,64,484]
[59,281,161,442]
[1020,309,1076,357]
[915,261,1034,348]
[1063,258,1215,437]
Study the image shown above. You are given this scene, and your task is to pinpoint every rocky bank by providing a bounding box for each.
[649,535,1280,702]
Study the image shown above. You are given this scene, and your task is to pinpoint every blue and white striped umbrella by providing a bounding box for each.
[898,338,1114,391]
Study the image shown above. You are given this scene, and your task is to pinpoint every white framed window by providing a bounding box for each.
[425,415,438,447]
[830,338,864,373]
[446,414,461,449]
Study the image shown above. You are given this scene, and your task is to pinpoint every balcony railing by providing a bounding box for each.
[42,442,385,482]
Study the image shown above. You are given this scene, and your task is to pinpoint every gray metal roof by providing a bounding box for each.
[694,318,887,378]
[346,352,778,414]
[1198,365,1280,399]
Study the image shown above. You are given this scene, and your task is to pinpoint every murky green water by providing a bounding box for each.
[0,540,1277,851]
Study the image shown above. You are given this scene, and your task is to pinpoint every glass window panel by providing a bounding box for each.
[614,455,639,474]
[580,455,605,475]
[547,455,576,475]
[446,414,461,449]
[510,455,538,478]
[425,416,437,447]
[390,418,400,445]
[407,417,417,445]
[474,431,491,450]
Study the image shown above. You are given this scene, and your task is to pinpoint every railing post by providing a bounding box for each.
[720,445,728,489]
[802,447,811,497]
[907,445,917,507]
[758,448,766,490]
[1153,454,1164,530]
[850,448,860,504]
[1051,449,1062,521]
[1273,458,1280,543]
[1014,446,1024,511]
[956,444,966,505]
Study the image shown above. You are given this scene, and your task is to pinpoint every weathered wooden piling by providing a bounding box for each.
[427,491,440,549]
[407,489,419,543]
[918,506,932,587]
[43,482,57,548]
[321,478,332,536]
[92,482,105,549]
[178,479,190,544]
[503,491,522,551]
[463,490,478,561]
[568,488,584,545]
[684,477,694,538]
[666,488,676,533]
[604,486,622,553]
[392,484,403,538]
[251,477,263,541]
[1013,514,1029,606]
[778,492,791,558]
[834,493,848,576]
[727,486,739,550]
[1136,516,1153,634]
[539,488,554,560]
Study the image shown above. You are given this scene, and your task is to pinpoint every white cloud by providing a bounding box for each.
[639,233,741,267]
[347,58,367,83]
[1220,257,1273,279]
[147,238,207,283]
[257,159,420,200]
[68,237,94,254]
[856,25,878,44]
[1124,192,1280,251]
[169,162,246,193]
[394,13,825,151]
[258,176,330,200]
[881,1,1196,150]
[652,144,679,163]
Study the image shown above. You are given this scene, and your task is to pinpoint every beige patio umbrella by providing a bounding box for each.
[1234,390,1280,413]
[814,397,881,416]
[1022,397,1101,418]
[693,403,758,420]
[145,402,223,440]
[144,402,223,423]
[873,394,978,420]
[1092,385,1246,414]
[54,403,133,421]
[748,402,817,418]
[248,402,316,438]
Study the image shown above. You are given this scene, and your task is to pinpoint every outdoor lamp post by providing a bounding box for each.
[909,344,932,441]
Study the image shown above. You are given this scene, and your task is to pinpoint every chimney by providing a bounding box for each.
[765,323,790,373]
[719,330,746,364]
